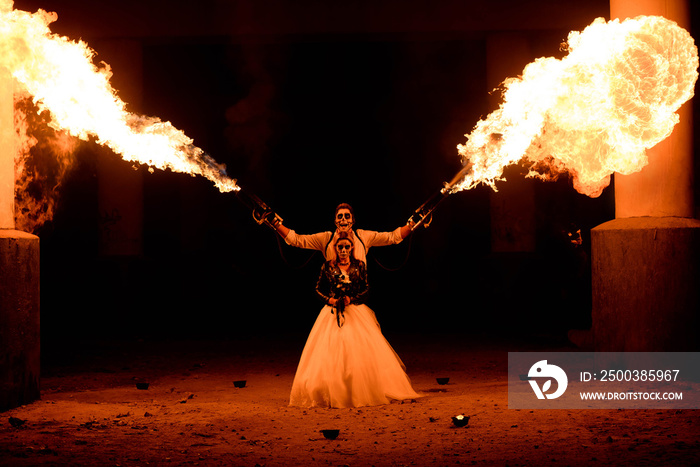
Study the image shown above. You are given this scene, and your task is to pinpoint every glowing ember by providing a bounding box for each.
[452,16,698,198]
[0,3,239,193]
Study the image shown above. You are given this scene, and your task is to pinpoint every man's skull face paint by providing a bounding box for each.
[335,209,353,232]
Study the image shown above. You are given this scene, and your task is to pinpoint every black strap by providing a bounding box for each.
[275,234,318,270]
[354,231,367,256]
[371,234,414,272]
[324,230,336,258]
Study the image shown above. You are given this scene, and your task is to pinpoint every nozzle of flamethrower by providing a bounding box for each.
[407,162,473,231]
[408,190,449,230]
[235,190,283,230]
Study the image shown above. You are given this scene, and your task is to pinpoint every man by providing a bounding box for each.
[274,203,414,264]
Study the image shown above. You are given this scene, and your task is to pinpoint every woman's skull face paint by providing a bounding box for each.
[335,209,353,232]
[336,240,353,261]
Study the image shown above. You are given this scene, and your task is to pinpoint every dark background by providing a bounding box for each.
[11,1,698,343]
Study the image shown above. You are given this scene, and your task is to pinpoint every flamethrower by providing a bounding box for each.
[408,163,473,231]
[235,189,283,231]
[407,190,448,230]
[235,162,473,234]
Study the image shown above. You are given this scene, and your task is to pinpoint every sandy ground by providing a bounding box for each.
[1,332,699,466]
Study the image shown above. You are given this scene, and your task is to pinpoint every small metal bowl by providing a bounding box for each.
[233,380,247,388]
[452,415,470,427]
[136,382,150,390]
[436,377,450,385]
[320,429,340,440]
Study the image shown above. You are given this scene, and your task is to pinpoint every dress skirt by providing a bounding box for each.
[289,304,421,408]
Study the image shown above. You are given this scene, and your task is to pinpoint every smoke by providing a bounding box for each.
[14,94,79,233]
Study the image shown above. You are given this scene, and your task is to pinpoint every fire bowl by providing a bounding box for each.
[320,429,340,440]
[452,415,470,427]
[436,377,450,385]
[135,382,150,390]
[233,380,247,388]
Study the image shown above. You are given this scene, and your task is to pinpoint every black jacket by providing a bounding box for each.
[315,259,369,306]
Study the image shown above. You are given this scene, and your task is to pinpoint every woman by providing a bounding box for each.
[289,232,421,408]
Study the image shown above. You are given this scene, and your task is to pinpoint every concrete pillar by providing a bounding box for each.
[612,0,694,219]
[0,0,41,412]
[591,218,699,351]
[0,231,40,411]
[590,0,698,351]
[0,38,13,229]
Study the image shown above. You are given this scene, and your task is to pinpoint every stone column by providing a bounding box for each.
[590,0,698,351]
[0,1,41,411]
[0,38,13,229]
[613,0,694,219]
[0,231,40,411]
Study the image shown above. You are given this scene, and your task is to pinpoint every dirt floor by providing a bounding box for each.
[1,332,699,466]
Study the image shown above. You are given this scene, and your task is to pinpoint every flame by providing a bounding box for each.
[13,97,78,232]
[0,4,239,193]
[453,16,698,198]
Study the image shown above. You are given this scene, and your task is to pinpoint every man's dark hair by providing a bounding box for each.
[335,203,354,220]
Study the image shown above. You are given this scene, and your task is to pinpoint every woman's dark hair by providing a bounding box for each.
[335,231,354,246]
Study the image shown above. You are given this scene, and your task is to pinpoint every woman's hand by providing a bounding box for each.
[328,297,350,307]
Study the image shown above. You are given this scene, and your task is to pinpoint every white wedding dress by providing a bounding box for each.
[289,303,421,408]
